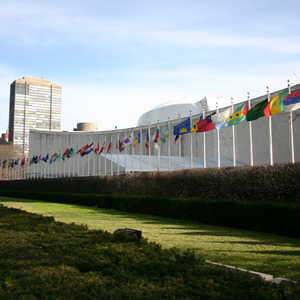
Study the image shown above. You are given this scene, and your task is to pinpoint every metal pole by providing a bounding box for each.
[140,127,142,172]
[157,121,161,171]
[148,123,151,171]
[267,87,273,166]
[248,92,254,166]
[178,114,181,170]
[288,80,295,163]
[168,117,171,170]
[203,107,206,168]
[231,98,236,167]
[190,111,193,169]
[216,102,220,168]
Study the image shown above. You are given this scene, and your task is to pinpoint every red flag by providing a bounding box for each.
[196,114,216,133]
[21,157,26,167]
[94,142,100,154]
[119,140,124,152]
[99,142,105,155]
[107,142,112,152]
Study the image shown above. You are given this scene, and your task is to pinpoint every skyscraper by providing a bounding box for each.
[9,77,61,155]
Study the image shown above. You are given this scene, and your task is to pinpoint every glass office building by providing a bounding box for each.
[9,77,61,155]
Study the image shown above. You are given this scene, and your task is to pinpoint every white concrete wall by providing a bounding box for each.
[28,85,300,178]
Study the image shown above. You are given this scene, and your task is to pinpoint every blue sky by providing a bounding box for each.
[1,0,300,133]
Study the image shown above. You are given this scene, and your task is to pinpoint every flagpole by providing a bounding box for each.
[157,120,161,171]
[124,133,127,173]
[117,134,120,174]
[231,98,236,167]
[248,92,254,166]
[168,117,171,171]
[216,102,220,168]
[178,114,181,170]
[94,139,96,176]
[131,131,134,173]
[110,136,113,174]
[190,111,193,169]
[140,127,142,172]
[104,136,107,175]
[267,87,273,166]
[287,80,295,163]
[148,122,151,171]
[203,107,206,168]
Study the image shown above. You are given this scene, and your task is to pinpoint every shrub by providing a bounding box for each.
[1,190,299,237]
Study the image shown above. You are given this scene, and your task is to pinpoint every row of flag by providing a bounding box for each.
[27,88,300,165]
[1,157,27,169]
[173,89,300,140]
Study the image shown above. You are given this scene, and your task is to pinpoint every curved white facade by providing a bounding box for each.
[137,96,231,126]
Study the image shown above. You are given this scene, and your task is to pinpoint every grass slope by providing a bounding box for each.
[1,205,299,299]
[2,197,300,283]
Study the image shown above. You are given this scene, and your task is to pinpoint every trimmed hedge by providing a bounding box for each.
[1,190,299,238]
[0,163,299,202]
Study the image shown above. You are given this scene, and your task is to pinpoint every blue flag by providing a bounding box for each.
[173,117,190,135]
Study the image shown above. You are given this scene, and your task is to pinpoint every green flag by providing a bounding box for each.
[246,98,268,122]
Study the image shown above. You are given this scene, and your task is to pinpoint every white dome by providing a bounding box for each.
[137,96,231,126]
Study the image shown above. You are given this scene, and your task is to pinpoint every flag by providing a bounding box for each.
[79,143,93,156]
[42,153,49,162]
[264,89,288,118]
[62,148,70,161]
[79,144,88,156]
[10,160,14,168]
[85,147,94,155]
[73,146,79,154]
[50,152,56,164]
[160,126,169,143]
[107,142,112,152]
[119,140,124,152]
[174,135,179,144]
[190,117,202,132]
[212,107,233,130]
[123,135,133,147]
[173,117,190,135]
[99,142,105,155]
[54,151,61,162]
[21,157,26,167]
[145,130,150,149]
[14,159,19,166]
[68,148,76,158]
[94,142,100,154]
[246,98,268,121]
[133,132,141,146]
[152,128,159,142]
[3,160,7,168]
[32,155,38,164]
[227,102,248,126]
[196,113,216,133]
[283,90,300,112]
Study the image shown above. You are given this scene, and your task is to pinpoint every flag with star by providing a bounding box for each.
[227,102,249,126]
[264,89,288,118]
[196,113,216,133]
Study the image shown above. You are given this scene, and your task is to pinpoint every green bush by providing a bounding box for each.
[1,190,299,237]
[0,163,299,202]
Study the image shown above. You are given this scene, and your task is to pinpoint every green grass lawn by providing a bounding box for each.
[1,196,300,282]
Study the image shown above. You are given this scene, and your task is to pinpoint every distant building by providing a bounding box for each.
[9,77,62,155]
